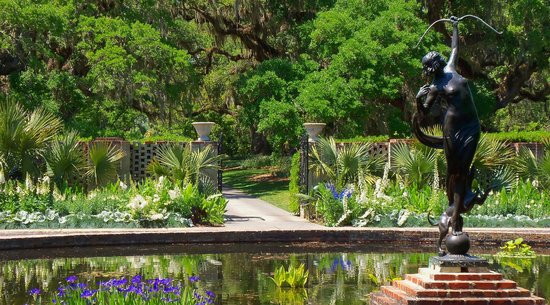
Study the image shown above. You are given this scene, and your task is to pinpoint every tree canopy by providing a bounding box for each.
[1,0,548,155]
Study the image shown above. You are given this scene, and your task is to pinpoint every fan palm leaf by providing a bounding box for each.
[188,145,224,185]
[310,137,383,187]
[154,144,188,181]
[472,135,514,171]
[514,147,539,180]
[514,138,550,189]
[86,142,125,187]
[0,98,62,178]
[151,144,223,187]
[44,131,85,190]
[391,142,438,186]
[309,137,338,182]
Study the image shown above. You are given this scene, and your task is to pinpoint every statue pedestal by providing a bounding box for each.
[370,259,547,305]
[429,254,488,272]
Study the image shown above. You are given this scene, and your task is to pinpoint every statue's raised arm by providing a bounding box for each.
[447,16,459,69]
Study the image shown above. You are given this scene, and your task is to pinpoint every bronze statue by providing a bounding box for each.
[413,16,501,256]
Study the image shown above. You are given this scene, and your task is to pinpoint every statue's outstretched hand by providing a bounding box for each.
[450,16,459,25]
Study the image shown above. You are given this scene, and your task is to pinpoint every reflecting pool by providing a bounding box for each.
[0,250,548,305]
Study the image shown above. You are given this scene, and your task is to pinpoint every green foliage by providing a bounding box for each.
[390,143,439,186]
[271,264,309,288]
[337,135,390,143]
[485,131,550,143]
[149,144,223,192]
[44,131,85,190]
[257,100,303,153]
[288,153,301,214]
[0,175,227,228]
[513,140,550,189]
[86,142,125,188]
[0,0,548,157]
[240,155,273,169]
[310,137,383,188]
[0,98,63,179]
[496,238,536,258]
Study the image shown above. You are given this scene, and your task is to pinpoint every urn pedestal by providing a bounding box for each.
[192,122,215,142]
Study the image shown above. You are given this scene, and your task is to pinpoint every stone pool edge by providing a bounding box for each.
[0,227,549,251]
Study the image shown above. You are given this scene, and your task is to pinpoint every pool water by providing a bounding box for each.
[0,251,548,305]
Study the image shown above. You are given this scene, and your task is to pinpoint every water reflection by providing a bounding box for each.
[0,252,548,305]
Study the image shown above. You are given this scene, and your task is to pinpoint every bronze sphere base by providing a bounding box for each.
[446,232,470,255]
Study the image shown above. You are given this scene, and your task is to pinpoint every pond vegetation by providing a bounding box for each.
[1,251,548,305]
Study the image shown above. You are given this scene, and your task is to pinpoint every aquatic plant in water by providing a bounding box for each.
[271,264,309,288]
[496,238,536,258]
[24,275,215,304]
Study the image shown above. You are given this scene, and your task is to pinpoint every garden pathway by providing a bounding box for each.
[222,187,324,230]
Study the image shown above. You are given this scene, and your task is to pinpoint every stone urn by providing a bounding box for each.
[303,123,326,142]
[192,122,216,141]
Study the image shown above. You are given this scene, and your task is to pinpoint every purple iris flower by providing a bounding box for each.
[188,276,200,283]
[57,286,66,297]
[80,289,96,298]
[66,275,78,283]
[28,288,41,296]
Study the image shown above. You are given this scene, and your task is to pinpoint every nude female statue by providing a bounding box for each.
[413,16,490,256]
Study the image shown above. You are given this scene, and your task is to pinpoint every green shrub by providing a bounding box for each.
[0,176,227,228]
[483,131,550,143]
[288,152,300,214]
[336,135,390,143]
[268,155,291,177]
[240,155,273,169]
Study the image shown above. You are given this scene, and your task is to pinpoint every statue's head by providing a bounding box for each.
[422,51,446,76]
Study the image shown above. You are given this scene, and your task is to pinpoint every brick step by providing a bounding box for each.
[406,274,517,290]
[418,268,503,281]
[376,286,546,305]
[394,280,532,298]
[371,291,400,305]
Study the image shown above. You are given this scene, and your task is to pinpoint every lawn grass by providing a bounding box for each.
[222,168,291,212]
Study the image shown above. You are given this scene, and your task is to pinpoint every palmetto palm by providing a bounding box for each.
[0,98,63,179]
[44,131,86,190]
[149,144,223,187]
[86,142,125,188]
[309,137,383,187]
[472,135,515,189]
[514,138,550,189]
[390,142,439,186]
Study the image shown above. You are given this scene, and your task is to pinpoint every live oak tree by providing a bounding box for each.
[0,0,547,155]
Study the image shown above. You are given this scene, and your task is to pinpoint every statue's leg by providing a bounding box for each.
[451,178,467,234]
[437,211,450,256]
[455,214,464,233]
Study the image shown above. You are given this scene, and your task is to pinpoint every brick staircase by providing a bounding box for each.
[370,268,547,305]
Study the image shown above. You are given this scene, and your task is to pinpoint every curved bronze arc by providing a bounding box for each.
[415,15,502,49]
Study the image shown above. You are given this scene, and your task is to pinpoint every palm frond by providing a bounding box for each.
[472,135,514,171]
[86,142,125,187]
[391,143,438,186]
[152,144,223,187]
[309,137,338,181]
[310,137,382,187]
[539,152,550,188]
[0,98,62,178]
[190,145,223,185]
[487,166,516,192]
[45,131,85,189]
[513,147,539,180]
[154,144,188,181]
